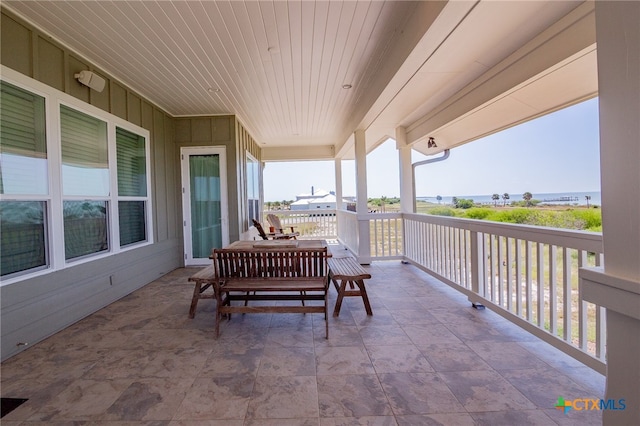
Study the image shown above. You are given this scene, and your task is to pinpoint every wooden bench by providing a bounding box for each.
[187,265,216,318]
[328,256,373,317]
[212,247,329,338]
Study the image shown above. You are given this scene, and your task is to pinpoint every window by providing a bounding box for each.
[116,127,147,246]
[0,71,152,283]
[0,81,48,277]
[60,105,109,260]
[246,154,260,228]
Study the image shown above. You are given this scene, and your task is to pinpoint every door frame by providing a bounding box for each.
[180,146,229,266]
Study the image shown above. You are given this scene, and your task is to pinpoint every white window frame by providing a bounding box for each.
[246,152,260,229]
[0,66,153,285]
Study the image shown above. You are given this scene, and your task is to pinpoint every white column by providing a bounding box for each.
[585,2,640,424]
[354,129,371,263]
[334,158,343,210]
[354,130,368,214]
[396,126,414,214]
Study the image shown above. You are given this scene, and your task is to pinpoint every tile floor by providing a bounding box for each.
[1,260,605,425]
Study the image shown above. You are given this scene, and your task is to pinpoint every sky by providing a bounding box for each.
[263,97,601,201]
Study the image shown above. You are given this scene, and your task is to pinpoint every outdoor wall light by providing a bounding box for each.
[74,70,106,92]
[428,137,437,148]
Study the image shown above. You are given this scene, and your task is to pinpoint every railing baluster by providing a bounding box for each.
[526,241,533,321]
[515,238,522,316]
[506,237,513,312]
[578,250,588,351]
[549,245,558,336]
[596,305,606,358]
[537,242,545,328]
[562,247,572,343]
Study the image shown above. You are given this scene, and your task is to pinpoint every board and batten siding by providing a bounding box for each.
[0,9,183,361]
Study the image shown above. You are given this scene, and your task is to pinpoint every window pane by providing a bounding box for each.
[247,156,258,199]
[0,81,48,195]
[116,127,147,197]
[119,201,146,246]
[0,201,47,276]
[64,201,108,260]
[60,105,109,196]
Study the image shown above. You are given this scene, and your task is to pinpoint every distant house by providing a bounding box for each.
[290,188,353,211]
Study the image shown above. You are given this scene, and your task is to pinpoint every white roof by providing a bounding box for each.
[298,189,331,198]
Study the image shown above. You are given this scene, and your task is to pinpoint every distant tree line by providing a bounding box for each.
[448,192,536,209]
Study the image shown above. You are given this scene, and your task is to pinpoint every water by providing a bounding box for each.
[418,191,602,206]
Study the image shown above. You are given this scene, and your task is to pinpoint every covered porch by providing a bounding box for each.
[1,259,604,424]
[1,1,638,424]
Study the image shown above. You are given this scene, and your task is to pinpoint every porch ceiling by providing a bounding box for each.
[4,0,596,159]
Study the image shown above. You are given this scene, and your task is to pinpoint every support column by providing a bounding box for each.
[334,158,343,211]
[396,126,414,214]
[583,2,640,424]
[354,129,371,263]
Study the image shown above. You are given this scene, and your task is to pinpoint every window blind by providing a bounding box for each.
[60,105,107,167]
[1,81,47,195]
[116,127,146,197]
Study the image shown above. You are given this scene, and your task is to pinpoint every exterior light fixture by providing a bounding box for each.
[428,137,437,148]
[74,70,105,92]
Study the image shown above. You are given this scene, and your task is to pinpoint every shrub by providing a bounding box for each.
[428,207,456,217]
[455,198,474,209]
[463,208,493,220]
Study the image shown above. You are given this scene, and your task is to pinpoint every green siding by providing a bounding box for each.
[1,14,32,75]
[0,8,183,361]
[36,36,64,91]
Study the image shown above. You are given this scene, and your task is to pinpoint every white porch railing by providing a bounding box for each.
[263,209,337,239]
[264,208,606,372]
[401,213,606,373]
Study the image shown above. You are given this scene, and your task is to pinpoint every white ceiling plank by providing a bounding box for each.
[3,0,596,155]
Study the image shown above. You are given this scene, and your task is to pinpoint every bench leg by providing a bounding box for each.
[325,290,329,339]
[189,282,202,319]
[333,280,348,317]
[356,279,373,316]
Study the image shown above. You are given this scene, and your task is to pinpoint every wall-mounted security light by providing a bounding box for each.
[74,70,106,92]
[427,137,437,148]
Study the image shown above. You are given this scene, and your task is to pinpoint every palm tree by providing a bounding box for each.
[585,195,591,208]
[492,193,500,207]
[523,192,533,207]
[502,193,510,206]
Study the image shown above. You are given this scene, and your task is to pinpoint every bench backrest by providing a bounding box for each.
[212,248,328,280]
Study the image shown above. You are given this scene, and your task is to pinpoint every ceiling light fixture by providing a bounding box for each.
[207,88,220,93]
[342,84,352,89]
